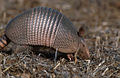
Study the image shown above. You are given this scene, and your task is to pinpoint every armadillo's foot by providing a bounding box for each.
[67,54,74,61]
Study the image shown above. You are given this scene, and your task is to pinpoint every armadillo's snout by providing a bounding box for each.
[78,47,90,60]
[82,49,90,60]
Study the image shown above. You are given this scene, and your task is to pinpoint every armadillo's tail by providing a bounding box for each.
[0,35,10,50]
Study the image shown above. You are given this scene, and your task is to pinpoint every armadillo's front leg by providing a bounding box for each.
[67,52,78,63]
[8,42,31,53]
[13,45,31,53]
[67,53,74,61]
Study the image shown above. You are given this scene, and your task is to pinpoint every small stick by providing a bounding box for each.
[2,66,12,73]
[74,47,80,64]
[53,58,64,71]
[102,67,109,76]
[53,62,60,70]
[54,48,58,65]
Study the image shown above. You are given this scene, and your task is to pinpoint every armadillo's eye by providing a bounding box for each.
[80,44,85,48]
[82,44,85,47]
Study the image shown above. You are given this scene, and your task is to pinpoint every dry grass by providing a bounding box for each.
[0,0,120,78]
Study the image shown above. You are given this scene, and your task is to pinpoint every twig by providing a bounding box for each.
[53,62,60,70]
[54,48,58,65]
[102,67,109,76]
[92,59,105,76]
[2,65,12,73]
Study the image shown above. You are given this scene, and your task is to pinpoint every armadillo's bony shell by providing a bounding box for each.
[5,7,79,53]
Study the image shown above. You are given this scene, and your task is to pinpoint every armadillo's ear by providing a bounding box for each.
[77,27,85,37]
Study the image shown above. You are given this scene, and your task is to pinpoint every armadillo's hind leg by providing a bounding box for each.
[11,44,32,54]
[0,35,10,50]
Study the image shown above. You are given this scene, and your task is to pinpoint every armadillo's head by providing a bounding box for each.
[77,38,90,60]
[77,27,90,60]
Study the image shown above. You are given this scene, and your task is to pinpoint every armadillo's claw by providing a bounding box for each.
[67,54,74,61]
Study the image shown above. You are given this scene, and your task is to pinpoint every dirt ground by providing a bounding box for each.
[0,0,120,78]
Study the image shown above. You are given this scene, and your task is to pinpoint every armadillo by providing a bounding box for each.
[0,7,90,59]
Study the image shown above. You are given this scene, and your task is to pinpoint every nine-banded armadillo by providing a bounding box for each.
[0,6,90,59]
